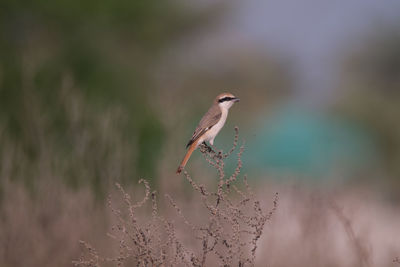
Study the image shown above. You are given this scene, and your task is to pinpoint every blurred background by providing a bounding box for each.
[1,0,400,266]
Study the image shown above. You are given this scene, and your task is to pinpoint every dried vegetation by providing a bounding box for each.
[74,127,278,266]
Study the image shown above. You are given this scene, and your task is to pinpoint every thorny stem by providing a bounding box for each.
[75,127,279,267]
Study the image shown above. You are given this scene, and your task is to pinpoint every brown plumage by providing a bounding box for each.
[176,93,239,174]
[186,103,222,148]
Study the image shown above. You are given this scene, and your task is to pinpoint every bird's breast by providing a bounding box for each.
[203,109,228,141]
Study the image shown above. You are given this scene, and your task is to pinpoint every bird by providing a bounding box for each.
[176,92,239,174]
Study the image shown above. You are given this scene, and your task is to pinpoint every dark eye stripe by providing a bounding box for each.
[218,96,234,103]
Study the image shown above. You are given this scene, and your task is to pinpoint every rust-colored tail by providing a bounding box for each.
[176,141,198,174]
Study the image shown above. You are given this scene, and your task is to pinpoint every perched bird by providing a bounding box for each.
[176,92,239,174]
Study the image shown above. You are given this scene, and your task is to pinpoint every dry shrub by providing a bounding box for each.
[0,74,133,267]
[0,177,104,267]
[74,127,278,266]
[330,202,371,267]
[0,72,134,196]
[255,184,400,267]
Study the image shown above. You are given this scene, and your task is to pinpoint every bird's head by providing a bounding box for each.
[215,92,240,110]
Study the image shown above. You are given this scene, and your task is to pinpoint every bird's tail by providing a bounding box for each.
[176,141,198,174]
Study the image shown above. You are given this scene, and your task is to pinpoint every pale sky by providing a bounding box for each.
[223,0,400,105]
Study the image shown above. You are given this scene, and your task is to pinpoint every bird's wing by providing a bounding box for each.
[186,105,222,148]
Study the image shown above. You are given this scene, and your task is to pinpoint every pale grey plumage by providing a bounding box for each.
[177,92,239,174]
[186,104,222,148]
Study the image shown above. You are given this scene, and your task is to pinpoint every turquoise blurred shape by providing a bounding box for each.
[239,106,378,180]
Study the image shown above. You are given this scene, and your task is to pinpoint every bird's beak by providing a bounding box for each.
[233,97,240,102]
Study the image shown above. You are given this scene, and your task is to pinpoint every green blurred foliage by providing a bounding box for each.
[0,0,223,194]
[338,27,400,192]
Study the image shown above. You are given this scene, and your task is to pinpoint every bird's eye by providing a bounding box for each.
[218,97,233,103]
